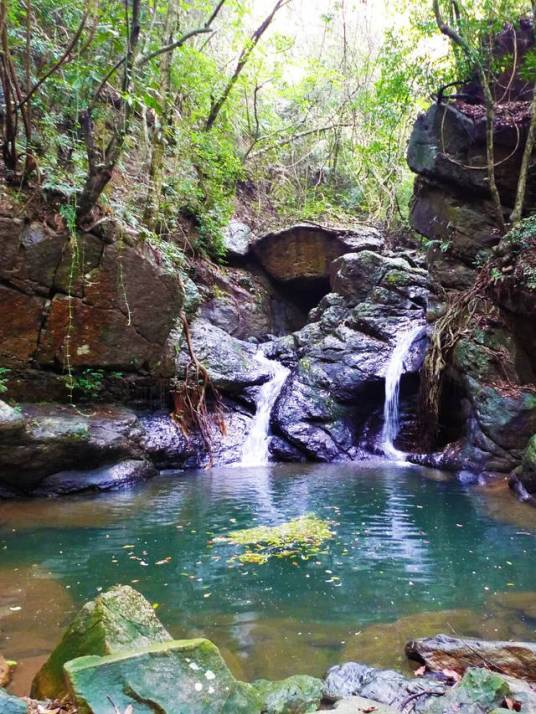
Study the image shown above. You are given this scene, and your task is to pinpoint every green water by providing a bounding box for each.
[2,463,536,689]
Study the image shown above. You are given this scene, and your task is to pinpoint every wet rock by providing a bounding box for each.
[253,674,323,713]
[424,667,536,714]
[32,584,172,700]
[0,688,28,714]
[406,634,536,682]
[176,318,272,393]
[65,639,262,714]
[269,436,308,463]
[31,458,156,495]
[140,402,252,469]
[323,662,445,712]
[0,404,144,492]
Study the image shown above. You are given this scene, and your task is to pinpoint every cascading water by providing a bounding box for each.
[381,324,424,461]
[238,352,290,467]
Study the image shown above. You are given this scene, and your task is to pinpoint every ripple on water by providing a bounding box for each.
[1,463,536,692]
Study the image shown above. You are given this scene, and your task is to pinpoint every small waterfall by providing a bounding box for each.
[238,352,290,467]
[381,324,423,461]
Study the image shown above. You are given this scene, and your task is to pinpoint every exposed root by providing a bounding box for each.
[171,311,226,460]
[418,262,498,446]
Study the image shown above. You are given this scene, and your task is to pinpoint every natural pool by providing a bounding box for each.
[2,462,536,695]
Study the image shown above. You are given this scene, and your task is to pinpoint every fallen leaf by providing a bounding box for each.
[414,665,426,677]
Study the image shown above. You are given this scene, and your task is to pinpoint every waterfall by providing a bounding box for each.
[238,352,290,467]
[381,324,423,461]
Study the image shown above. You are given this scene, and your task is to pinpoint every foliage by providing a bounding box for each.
[215,514,333,565]
[0,0,465,247]
[68,369,105,397]
[0,368,10,394]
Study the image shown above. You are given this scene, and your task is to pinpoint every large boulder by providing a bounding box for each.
[31,458,156,495]
[31,585,172,699]
[65,639,263,714]
[252,224,382,286]
[406,633,536,682]
[0,218,184,391]
[270,249,430,461]
[175,318,272,393]
[0,404,146,492]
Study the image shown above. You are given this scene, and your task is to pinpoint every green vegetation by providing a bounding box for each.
[0,368,10,395]
[216,514,333,564]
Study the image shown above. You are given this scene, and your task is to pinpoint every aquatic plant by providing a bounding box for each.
[215,514,334,565]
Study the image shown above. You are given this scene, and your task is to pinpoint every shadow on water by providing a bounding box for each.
[2,462,536,693]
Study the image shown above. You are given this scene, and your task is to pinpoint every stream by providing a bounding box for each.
[2,463,536,694]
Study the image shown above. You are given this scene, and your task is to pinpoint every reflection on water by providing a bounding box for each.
[1,462,536,694]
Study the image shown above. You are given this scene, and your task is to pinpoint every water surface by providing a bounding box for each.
[2,463,536,693]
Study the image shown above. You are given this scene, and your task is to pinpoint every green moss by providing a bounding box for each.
[216,515,333,565]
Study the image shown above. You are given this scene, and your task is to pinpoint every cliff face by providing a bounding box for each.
[0,214,184,401]
[408,98,536,482]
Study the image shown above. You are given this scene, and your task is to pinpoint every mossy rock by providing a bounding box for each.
[523,435,536,476]
[65,639,263,714]
[424,668,531,713]
[31,584,172,700]
[253,675,323,713]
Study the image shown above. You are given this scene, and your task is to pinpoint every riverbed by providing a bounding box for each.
[2,462,536,695]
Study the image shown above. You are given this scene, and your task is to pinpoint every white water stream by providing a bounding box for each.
[238,352,290,467]
[381,324,424,461]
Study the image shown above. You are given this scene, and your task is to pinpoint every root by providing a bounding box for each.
[418,262,498,446]
[171,311,226,460]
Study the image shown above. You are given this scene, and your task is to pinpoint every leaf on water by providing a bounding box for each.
[155,557,172,565]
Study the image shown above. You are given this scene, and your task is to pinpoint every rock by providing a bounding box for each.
[224,220,255,259]
[31,458,156,495]
[0,400,25,438]
[323,696,397,713]
[31,584,172,699]
[0,404,144,492]
[517,435,536,493]
[64,639,262,714]
[252,224,348,285]
[0,656,14,687]
[424,667,536,714]
[323,662,445,712]
[176,319,272,393]
[0,219,184,388]
[406,634,536,682]
[0,688,28,714]
[253,675,323,713]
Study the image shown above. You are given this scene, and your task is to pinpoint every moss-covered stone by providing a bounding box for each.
[65,639,263,714]
[31,584,171,700]
[253,675,323,713]
[424,668,524,714]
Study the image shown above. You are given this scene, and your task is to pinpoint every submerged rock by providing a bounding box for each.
[406,633,536,682]
[323,662,445,712]
[31,584,172,699]
[325,697,397,713]
[253,675,323,713]
[65,639,262,714]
